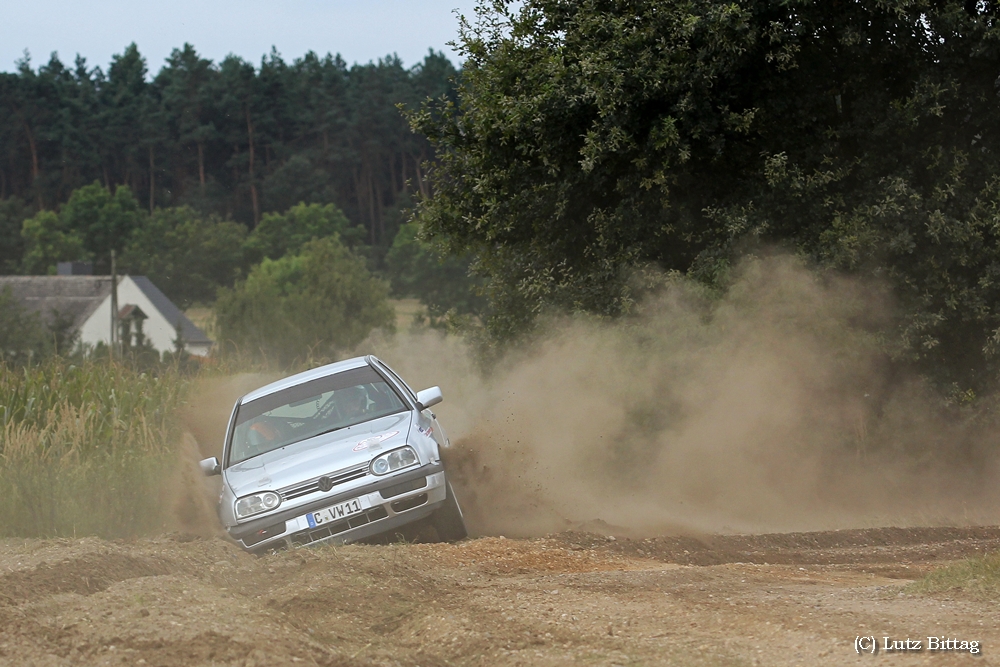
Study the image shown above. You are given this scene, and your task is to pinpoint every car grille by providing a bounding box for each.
[290,506,389,546]
[279,463,368,501]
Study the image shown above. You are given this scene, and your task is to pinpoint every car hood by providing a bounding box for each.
[225,412,412,497]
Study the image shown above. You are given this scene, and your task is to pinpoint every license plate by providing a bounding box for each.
[306,496,371,528]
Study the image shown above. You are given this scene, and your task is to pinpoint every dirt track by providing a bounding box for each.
[1,526,998,667]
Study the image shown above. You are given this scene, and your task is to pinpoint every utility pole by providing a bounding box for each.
[110,250,119,358]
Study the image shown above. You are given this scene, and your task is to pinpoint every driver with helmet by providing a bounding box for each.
[338,385,370,421]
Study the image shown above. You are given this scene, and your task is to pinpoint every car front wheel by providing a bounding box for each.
[432,481,468,541]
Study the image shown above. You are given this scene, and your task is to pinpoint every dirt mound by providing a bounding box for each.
[554,526,1000,569]
[404,536,641,575]
[1,526,997,666]
[0,552,173,605]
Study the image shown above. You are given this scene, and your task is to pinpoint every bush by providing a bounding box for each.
[216,235,395,365]
[0,357,187,537]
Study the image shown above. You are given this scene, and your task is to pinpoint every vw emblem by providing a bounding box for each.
[317,476,333,492]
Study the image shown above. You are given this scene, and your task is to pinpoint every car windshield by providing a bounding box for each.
[228,366,407,465]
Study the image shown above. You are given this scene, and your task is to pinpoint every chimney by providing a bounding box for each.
[57,261,93,275]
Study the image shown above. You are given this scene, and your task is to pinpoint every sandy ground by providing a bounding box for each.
[9,374,989,667]
[1,526,998,667]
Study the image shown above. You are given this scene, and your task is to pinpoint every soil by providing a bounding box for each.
[1,526,998,667]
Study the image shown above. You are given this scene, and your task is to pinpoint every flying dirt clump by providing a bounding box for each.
[375,255,1000,537]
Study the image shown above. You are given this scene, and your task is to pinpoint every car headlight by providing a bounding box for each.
[235,491,281,519]
[370,446,418,476]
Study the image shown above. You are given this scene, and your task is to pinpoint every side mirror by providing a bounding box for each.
[415,386,443,411]
[199,457,221,476]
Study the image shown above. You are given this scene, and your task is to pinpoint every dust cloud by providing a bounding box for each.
[168,373,278,536]
[374,256,1000,537]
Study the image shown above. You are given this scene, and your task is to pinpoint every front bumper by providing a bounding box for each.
[227,463,446,552]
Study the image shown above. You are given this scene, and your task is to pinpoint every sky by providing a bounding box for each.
[1,0,479,74]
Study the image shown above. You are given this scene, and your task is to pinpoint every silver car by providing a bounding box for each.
[199,355,467,552]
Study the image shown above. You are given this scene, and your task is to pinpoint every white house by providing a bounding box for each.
[0,275,213,356]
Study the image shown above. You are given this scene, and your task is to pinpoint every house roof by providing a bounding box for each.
[0,275,211,345]
[0,276,111,331]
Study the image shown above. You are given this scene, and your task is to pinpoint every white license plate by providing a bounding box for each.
[306,496,371,528]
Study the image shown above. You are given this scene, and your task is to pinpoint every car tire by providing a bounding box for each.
[432,481,468,542]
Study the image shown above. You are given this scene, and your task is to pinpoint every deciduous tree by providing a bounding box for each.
[122,206,248,308]
[412,0,1000,390]
[216,235,394,364]
[244,201,364,264]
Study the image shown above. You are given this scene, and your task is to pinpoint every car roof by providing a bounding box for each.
[239,356,372,405]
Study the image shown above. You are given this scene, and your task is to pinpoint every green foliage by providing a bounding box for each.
[386,221,486,318]
[60,183,144,272]
[907,551,1000,600]
[260,154,343,216]
[0,357,187,537]
[20,210,88,274]
[411,0,783,338]
[122,206,248,308]
[0,46,456,247]
[0,286,50,364]
[19,182,145,275]
[413,0,1000,390]
[0,197,30,273]
[216,235,395,365]
[244,202,364,264]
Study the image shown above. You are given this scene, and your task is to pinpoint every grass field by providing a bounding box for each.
[907,550,1000,599]
[0,358,188,538]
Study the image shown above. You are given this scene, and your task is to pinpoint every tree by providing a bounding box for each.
[216,55,264,227]
[20,210,87,274]
[215,235,394,365]
[244,201,364,264]
[59,182,144,272]
[386,220,486,318]
[0,43,459,241]
[412,0,1000,390]
[121,206,248,308]
[100,44,148,197]
[0,197,31,273]
[3,54,51,209]
[155,44,218,196]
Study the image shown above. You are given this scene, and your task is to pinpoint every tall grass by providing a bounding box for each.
[0,358,188,538]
